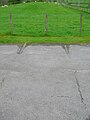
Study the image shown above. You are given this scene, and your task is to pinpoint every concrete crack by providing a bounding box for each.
[57,95,71,98]
[17,43,27,54]
[74,70,90,120]
[74,71,84,103]
[85,116,90,120]
[0,78,5,87]
[61,44,70,55]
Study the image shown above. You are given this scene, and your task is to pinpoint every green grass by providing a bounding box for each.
[0,2,90,36]
[0,35,90,44]
[0,2,90,44]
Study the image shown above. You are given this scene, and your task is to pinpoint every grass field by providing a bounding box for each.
[0,2,90,44]
[0,2,90,36]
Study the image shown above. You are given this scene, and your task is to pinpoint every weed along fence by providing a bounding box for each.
[0,13,90,36]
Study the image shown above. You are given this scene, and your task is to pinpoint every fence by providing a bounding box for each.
[58,0,90,12]
[0,13,90,36]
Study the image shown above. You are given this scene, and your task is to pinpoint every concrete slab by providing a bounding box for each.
[0,45,90,120]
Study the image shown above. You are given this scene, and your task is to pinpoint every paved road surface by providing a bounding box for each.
[0,45,90,120]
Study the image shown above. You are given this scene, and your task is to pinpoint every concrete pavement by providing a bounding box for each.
[0,44,90,120]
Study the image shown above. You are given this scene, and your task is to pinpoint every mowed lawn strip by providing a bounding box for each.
[0,35,90,44]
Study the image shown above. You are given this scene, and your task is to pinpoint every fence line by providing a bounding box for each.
[80,14,82,34]
[0,13,90,36]
[10,13,13,34]
[45,13,48,35]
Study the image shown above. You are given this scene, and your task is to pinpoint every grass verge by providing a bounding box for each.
[0,35,90,44]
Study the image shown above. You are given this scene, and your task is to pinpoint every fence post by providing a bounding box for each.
[10,13,13,34]
[45,13,48,35]
[80,13,82,34]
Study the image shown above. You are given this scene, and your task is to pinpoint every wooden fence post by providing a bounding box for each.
[80,13,82,34]
[45,13,48,35]
[10,13,13,34]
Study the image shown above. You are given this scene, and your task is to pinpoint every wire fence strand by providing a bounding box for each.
[0,13,90,36]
